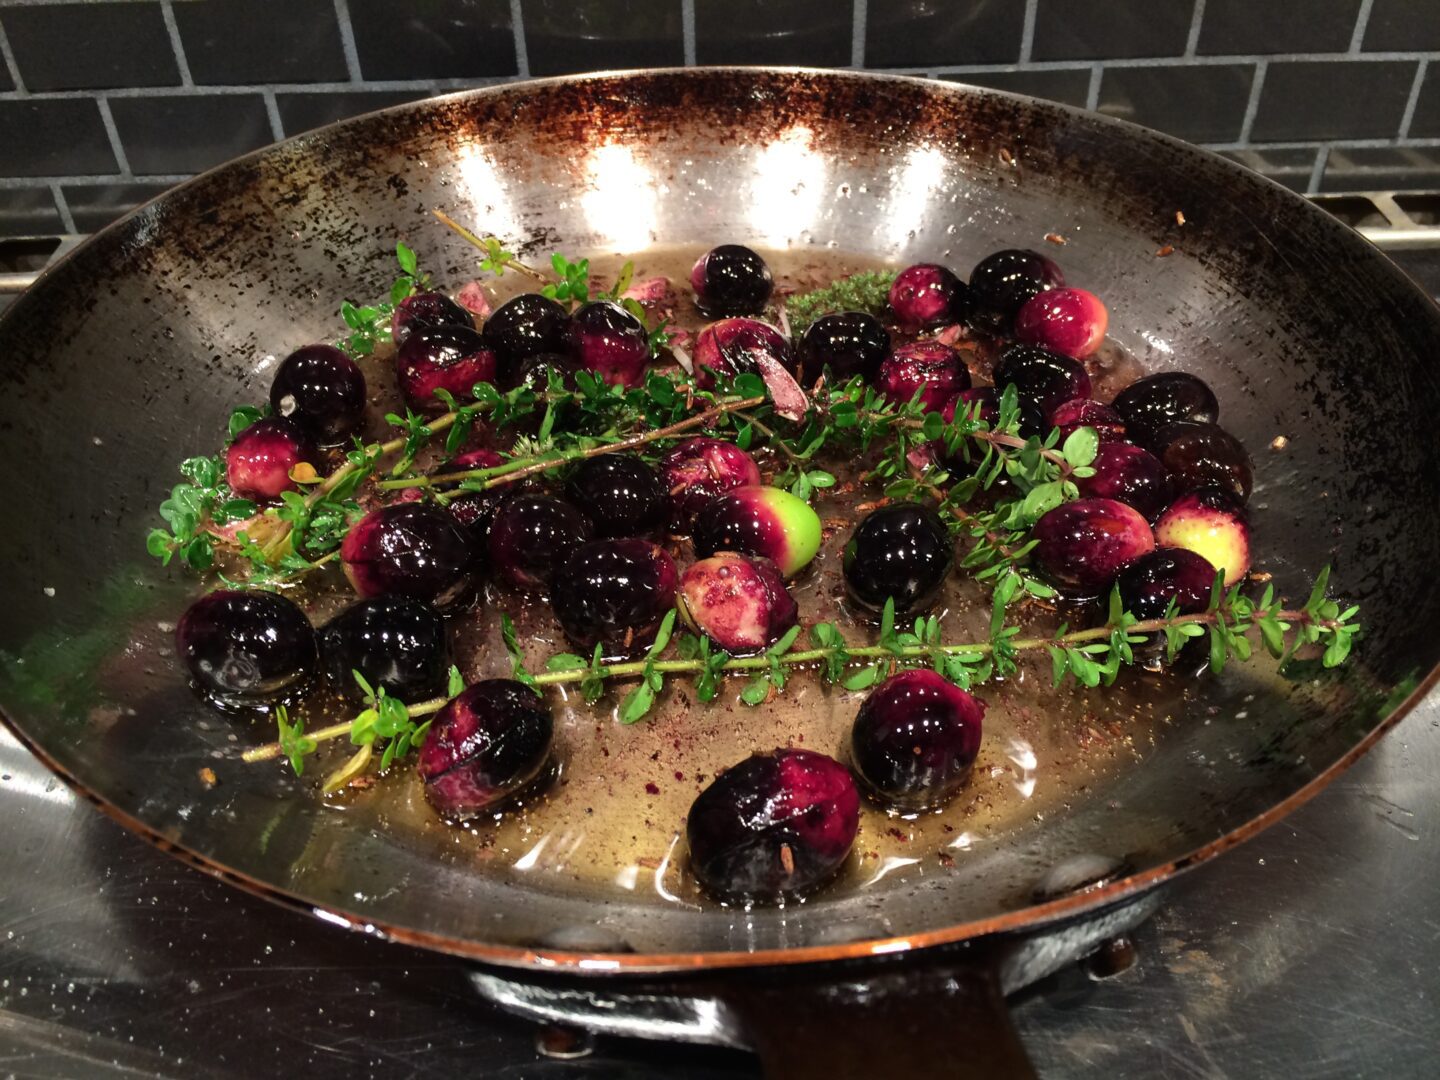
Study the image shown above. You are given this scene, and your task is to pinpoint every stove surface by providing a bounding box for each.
[2,248,1438,1079]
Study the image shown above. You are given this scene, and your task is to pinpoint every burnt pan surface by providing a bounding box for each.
[1,69,1437,969]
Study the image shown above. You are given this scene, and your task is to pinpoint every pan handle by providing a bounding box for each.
[713,944,1036,1080]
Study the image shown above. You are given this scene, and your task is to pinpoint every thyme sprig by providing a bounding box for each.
[246,571,1360,775]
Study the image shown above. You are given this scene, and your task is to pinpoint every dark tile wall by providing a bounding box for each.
[0,0,1435,236]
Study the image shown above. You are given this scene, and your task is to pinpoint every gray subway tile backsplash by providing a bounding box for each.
[1032,0,1193,61]
[1251,60,1419,141]
[172,0,350,86]
[0,0,1437,233]
[108,94,273,175]
[1196,0,1362,56]
[2,1,179,92]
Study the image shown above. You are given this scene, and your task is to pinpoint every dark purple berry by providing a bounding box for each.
[877,339,971,413]
[481,293,570,380]
[341,503,475,606]
[1152,421,1253,503]
[677,552,798,655]
[269,344,367,445]
[569,300,649,388]
[486,495,593,592]
[509,350,581,394]
[691,317,791,391]
[418,680,553,819]
[843,504,953,617]
[226,416,315,501]
[391,291,472,346]
[686,748,859,903]
[318,597,450,703]
[551,539,678,660]
[1115,548,1217,621]
[967,249,1065,334]
[1076,442,1172,521]
[888,263,968,328]
[566,454,668,538]
[1112,372,1219,448]
[993,343,1091,416]
[175,589,317,712]
[690,244,773,317]
[797,311,889,385]
[693,486,822,578]
[1048,398,1127,444]
[659,437,763,531]
[850,669,985,809]
[396,324,497,412]
[1032,498,1155,595]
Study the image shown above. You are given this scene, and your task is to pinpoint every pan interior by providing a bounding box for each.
[0,70,1436,963]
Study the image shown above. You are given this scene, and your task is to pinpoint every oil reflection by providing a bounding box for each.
[1008,737,1038,799]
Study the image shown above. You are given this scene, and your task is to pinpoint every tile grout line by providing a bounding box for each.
[681,0,696,66]
[509,0,529,78]
[95,97,133,179]
[1236,59,1268,144]
[1348,0,1375,54]
[851,0,867,69]
[1398,58,1429,139]
[1085,64,1102,110]
[1306,144,1331,193]
[0,19,25,95]
[332,0,363,83]
[1184,0,1206,58]
[157,1,193,86]
[262,88,284,141]
[1018,0,1037,64]
[49,183,74,233]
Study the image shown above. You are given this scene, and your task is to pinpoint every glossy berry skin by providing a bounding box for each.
[175,589,317,712]
[391,290,472,346]
[509,350,581,394]
[1014,287,1108,359]
[418,680,553,819]
[341,503,475,606]
[877,339,972,413]
[481,293,570,380]
[1115,548,1217,621]
[992,344,1091,416]
[850,669,985,809]
[1154,488,1251,587]
[676,552,798,655]
[226,416,315,501]
[797,311,889,385]
[691,317,792,390]
[569,300,649,388]
[1076,442,1172,522]
[269,344,367,445]
[690,244,773,317]
[888,263,968,329]
[1048,398,1127,444]
[686,748,859,903]
[967,249,1066,334]
[693,485,822,578]
[487,494,593,592]
[396,324,497,412]
[318,596,450,703]
[659,437,763,531]
[843,503,953,617]
[1152,421,1253,503]
[1112,372,1219,448]
[566,454,668,538]
[448,446,504,472]
[551,539,679,659]
[446,489,508,550]
[1032,498,1155,595]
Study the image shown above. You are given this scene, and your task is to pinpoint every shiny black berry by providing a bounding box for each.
[418,680,553,818]
[1113,372,1220,449]
[487,494,593,592]
[797,311,890,385]
[992,344,1091,416]
[850,669,985,809]
[269,344,367,445]
[967,249,1065,334]
[481,293,570,380]
[175,589,318,713]
[391,291,473,346]
[550,539,679,660]
[1152,420,1253,502]
[690,244,773,317]
[340,503,475,607]
[318,597,450,703]
[843,504,953,617]
[566,455,669,538]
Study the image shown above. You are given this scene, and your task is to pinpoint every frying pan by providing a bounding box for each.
[1,69,1438,1076]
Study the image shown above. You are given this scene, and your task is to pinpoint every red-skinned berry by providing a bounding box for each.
[226,416,315,501]
[877,339,971,413]
[676,552,799,655]
[418,680,553,819]
[1032,497,1155,595]
[888,263,968,329]
[659,437,763,531]
[1014,287,1108,359]
[850,669,985,809]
